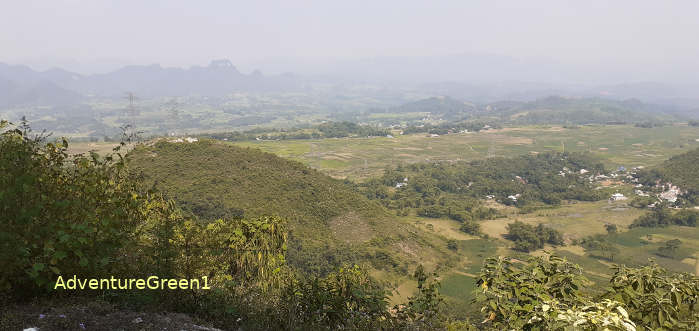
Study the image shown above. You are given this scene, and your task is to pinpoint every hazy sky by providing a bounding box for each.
[1,0,698,78]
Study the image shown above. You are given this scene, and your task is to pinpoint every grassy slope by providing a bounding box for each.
[126,139,460,277]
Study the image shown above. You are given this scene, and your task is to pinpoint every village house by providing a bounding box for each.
[659,184,681,203]
[610,193,628,201]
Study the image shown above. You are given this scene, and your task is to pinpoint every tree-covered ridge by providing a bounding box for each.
[203,121,390,142]
[376,95,681,127]
[484,96,679,125]
[635,146,699,205]
[384,96,478,121]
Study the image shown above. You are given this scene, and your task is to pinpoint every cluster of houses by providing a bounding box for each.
[609,166,684,206]
[391,163,686,207]
[169,137,199,143]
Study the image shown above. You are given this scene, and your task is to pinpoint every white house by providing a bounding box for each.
[610,193,627,201]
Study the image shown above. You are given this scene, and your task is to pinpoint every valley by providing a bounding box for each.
[119,124,699,318]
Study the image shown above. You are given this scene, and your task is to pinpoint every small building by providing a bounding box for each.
[635,190,649,197]
[659,184,681,203]
[610,193,628,201]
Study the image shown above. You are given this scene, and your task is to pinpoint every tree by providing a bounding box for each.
[657,239,682,259]
[606,263,698,330]
[505,221,564,252]
[0,120,145,295]
[447,239,458,251]
[475,255,591,329]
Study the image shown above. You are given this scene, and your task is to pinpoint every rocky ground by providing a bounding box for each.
[1,297,224,331]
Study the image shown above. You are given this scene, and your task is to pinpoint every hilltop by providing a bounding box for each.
[126,139,452,275]
[484,96,679,125]
[386,96,478,121]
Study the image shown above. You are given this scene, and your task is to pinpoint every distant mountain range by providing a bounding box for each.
[0,59,303,106]
[1,57,699,115]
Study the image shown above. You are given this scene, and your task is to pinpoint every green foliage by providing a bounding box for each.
[656,239,683,260]
[631,206,698,228]
[460,221,482,235]
[526,298,637,331]
[505,221,564,252]
[394,265,446,329]
[0,121,143,295]
[366,152,605,219]
[606,263,699,330]
[635,146,699,205]
[447,240,459,251]
[402,121,495,135]
[277,265,392,330]
[489,96,677,125]
[475,255,590,329]
[579,234,620,261]
[204,121,389,142]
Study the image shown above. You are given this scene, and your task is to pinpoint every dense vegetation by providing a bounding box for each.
[477,255,698,330]
[630,206,698,228]
[203,121,390,142]
[485,96,678,125]
[364,152,606,217]
[634,146,699,205]
[382,96,478,121]
[504,221,564,252]
[401,121,498,135]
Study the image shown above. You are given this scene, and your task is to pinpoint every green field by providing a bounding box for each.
[231,124,699,180]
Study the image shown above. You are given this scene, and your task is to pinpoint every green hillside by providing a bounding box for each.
[126,139,435,275]
[657,146,699,193]
[637,146,699,204]
[388,96,478,120]
[486,96,677,125]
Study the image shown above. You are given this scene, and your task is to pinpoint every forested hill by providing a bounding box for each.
[660,147,699,190]
[126,139,392,273]
[485,96,678,125]
[382,95,680,125]
[637,146,699,203]
[387,96,477,120]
